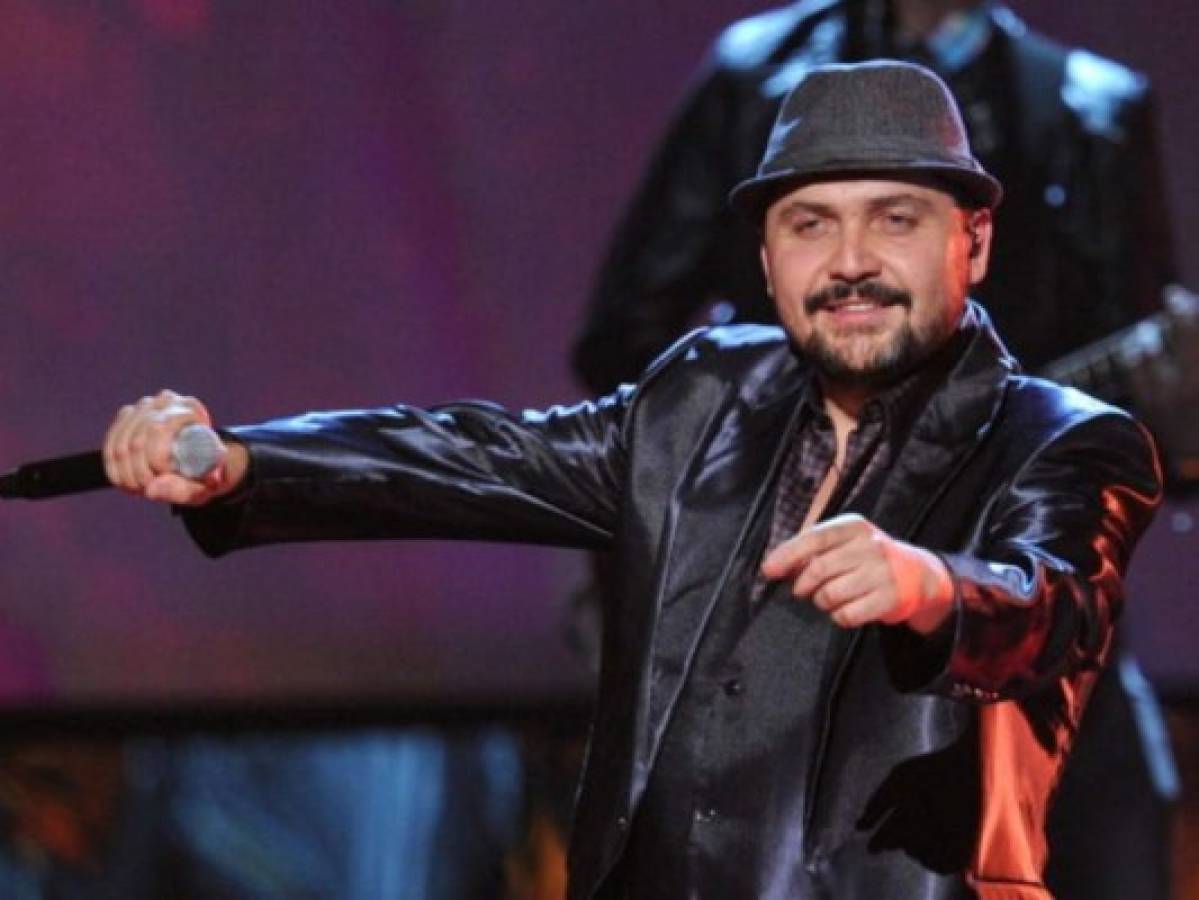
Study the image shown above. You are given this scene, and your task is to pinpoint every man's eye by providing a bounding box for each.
[879,213,917,233]
[792,218,827,236]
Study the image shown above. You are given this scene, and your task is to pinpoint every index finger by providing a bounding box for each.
[760,514,866,579]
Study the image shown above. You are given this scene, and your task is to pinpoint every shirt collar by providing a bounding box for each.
[797,361,929,433]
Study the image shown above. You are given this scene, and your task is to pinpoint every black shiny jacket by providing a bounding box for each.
[185,305,1160,899]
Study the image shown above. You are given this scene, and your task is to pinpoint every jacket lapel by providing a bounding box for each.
[862,307,1015,539]
[635,351,807,779]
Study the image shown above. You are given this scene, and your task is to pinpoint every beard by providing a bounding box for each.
[798,280,950,390]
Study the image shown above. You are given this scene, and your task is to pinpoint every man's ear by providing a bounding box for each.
[965,209,993,284]
[760,244,775,297]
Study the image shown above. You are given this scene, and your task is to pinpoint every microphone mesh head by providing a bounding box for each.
[172,423,225,479]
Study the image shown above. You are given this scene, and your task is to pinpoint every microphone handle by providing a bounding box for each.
[0,450,107,500]
[0,423,225,501]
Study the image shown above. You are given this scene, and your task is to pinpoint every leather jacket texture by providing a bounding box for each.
[183,304,1161,899]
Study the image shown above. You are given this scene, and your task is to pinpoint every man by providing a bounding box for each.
[573,5,1184,896]
[104,63,1160,898]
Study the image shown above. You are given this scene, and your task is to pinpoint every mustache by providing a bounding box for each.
[803,280,912,315]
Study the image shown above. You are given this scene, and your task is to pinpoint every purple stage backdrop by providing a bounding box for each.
[0,0,1195,710]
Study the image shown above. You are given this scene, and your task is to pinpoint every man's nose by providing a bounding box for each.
[828,229,881,282]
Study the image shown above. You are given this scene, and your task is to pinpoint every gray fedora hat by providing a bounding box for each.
[730,59,1002,222]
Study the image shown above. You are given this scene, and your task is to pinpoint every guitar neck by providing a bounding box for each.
[1037,313,1169,403]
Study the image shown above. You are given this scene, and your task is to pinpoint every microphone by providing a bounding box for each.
[0,423,226,501]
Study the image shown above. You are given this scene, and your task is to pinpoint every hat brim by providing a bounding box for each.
[729,162,1003,224]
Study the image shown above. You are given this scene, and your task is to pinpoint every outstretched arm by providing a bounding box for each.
[102,387,636,556]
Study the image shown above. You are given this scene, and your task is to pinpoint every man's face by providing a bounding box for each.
[760,178,991,389]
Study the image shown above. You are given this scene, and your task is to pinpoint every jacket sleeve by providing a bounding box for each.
[180,389,635,557]
[885,408,1162,701]
[571,52,767,394]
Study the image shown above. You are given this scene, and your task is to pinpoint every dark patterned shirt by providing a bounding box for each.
[756,369,930,599]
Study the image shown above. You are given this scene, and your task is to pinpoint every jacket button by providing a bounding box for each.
[723,677,744,696]
[615,816,629,831]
